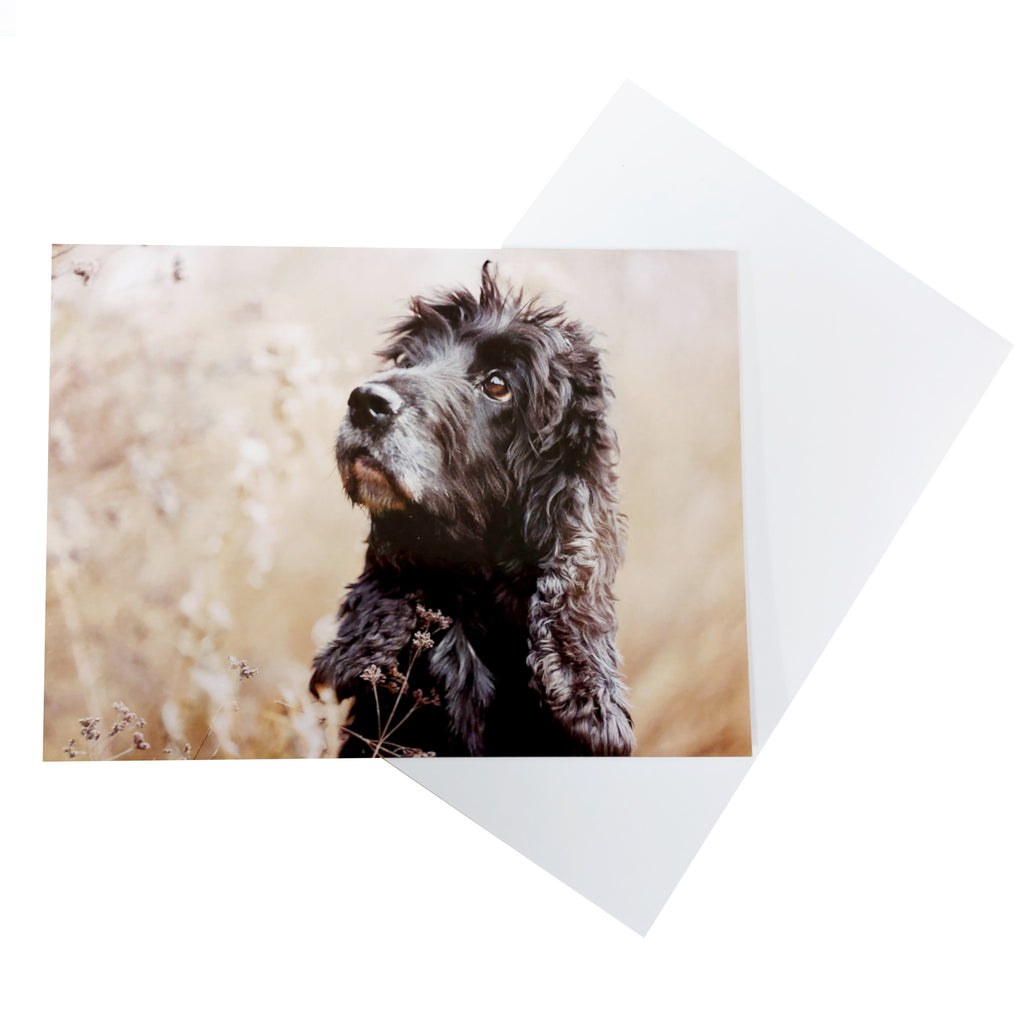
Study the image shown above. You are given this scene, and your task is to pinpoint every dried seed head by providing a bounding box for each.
[229,656,258,679]
[72,259,98,285]
[132,732,151,751]
[78,716,102,741]
[360,665,384,686]
[415,605,449,627]
[412,631,434,651]
[414,605,451,630]
[108,701,139,736]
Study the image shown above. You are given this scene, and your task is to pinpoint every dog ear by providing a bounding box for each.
[520,348,635,755]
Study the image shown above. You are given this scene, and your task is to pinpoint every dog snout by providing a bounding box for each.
[348,381,404,430]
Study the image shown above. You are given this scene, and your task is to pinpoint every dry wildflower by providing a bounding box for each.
[415,605,452,630]
[228,656,258,680]
[132,732,150,751]
[72,259,98,285]
[360,665,385,687]
[79,716,101,741]
[347,611,451,757]
[110,715,134,735]
[108,700,139,736]
[63,739,81,758]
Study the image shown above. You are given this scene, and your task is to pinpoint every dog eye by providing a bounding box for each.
[394,353,411,368]
[481,372,512,403]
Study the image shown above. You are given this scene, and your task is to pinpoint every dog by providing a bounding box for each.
[310,262,633,756]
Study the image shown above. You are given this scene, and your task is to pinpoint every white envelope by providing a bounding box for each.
[393,82,1010,933]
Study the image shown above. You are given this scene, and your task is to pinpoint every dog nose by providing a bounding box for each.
[348,381,403,429]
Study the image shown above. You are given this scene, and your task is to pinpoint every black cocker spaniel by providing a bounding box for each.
[310,263,633,756]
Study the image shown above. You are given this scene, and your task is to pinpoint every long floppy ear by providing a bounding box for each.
[520,343,634,756]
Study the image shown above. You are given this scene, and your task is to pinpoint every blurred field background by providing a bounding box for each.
[44,245,748,759]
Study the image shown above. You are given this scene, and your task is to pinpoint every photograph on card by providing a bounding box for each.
[45,246,749,758]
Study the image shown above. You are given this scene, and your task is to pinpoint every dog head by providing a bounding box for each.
[334,262,620,566]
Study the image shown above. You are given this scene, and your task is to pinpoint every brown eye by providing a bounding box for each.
[394,353,411,368]
[482,372,511,402]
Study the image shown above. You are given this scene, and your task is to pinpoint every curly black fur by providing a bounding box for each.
[310,263,633,756]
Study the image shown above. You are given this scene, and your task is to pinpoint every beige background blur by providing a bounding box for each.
[44,245,748,759]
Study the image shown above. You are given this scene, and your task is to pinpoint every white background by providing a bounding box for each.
[1,3,1021,1021]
